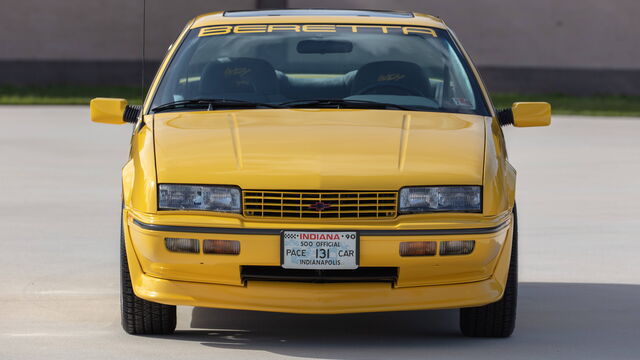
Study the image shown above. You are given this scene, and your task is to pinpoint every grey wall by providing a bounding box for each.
[0,0,256,61]
[291,0,640,95]
[293,0,640,70]
[0,0,255,87]
[1,0,639,94]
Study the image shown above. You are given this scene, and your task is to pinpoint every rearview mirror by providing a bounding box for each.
[297,40,353,54]
[497,102,551,127]
[90,98,140,124]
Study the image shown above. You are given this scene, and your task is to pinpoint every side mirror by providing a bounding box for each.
[497,102,551,127]
[90,98,141,124]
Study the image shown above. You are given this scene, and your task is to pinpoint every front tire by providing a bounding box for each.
[120,219,176,335]
[459,206,518,338]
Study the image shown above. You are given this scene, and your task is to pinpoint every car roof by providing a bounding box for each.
[224,9,414,18]
[190,9,447,29]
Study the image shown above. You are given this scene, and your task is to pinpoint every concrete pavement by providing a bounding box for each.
[1,106,639,359]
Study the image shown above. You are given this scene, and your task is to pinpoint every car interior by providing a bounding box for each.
[185,56,444,107]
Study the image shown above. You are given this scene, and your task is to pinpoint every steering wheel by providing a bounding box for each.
[355,83,425,97]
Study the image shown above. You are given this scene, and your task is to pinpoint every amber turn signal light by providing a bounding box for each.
[400,241,437,257]
[165,238,200,254]
[203,240,240,255]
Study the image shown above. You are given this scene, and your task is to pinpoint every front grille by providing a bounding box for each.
[242,190,398,219]
[241,266,398,283]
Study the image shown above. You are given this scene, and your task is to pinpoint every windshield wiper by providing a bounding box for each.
[278,99,414,111]
[151,98,283,113]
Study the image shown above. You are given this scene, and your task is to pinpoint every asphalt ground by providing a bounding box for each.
[1,106,639,359]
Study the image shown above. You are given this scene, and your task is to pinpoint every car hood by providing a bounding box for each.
[153,109,486,190]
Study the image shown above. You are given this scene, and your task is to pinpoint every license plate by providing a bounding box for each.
[281,231,359,269]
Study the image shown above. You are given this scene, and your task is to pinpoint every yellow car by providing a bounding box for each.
[90,9,550,337]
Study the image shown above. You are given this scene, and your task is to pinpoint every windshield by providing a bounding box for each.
[150,24,489,115]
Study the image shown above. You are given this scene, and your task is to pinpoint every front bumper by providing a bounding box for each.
[123,210,514,313]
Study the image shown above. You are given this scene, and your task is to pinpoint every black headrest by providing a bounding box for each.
[200,57,279,97]
[351,61,431,97]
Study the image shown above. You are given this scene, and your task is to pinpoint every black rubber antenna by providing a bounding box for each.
[141,0,146,107]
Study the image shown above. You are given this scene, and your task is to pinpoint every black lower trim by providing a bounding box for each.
[241,266,397,283]
[132,218,510,236]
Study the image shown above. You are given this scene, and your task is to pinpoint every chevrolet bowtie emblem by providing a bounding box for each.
[308,202,332,211]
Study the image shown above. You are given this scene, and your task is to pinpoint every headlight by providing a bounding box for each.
[399,186,481,213]
[158,184,241,213]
